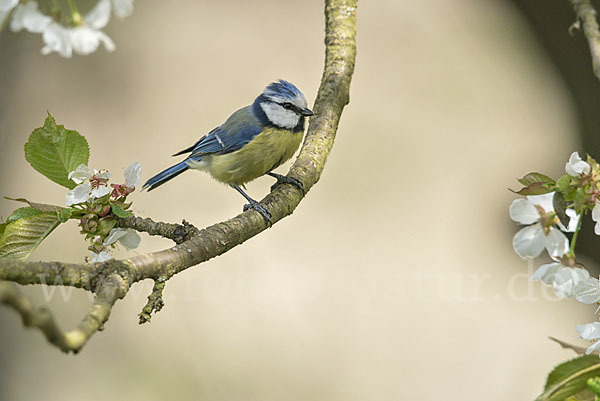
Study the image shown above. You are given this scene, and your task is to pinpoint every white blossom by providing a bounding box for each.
[10,1,52,33]
[530,262,561,285]
[124,162,141,188]
[70,25,115,55]
[509,193,572,259]
[90,250,112,263]
[69,0,115,55]
[553,267,590,299]
[41,22,72,58]
[531,263,600,304]
[577,322,600,354]
[40,0,116,58]
[65,164,112,206]
[104,227,140,250]
[565,151,591,177]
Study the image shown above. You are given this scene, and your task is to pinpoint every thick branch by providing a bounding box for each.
[570,0,600,82]
[0,0,357,352]
[0,259,98,289]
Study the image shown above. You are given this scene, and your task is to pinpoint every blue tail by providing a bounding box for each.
[143,161,189,191]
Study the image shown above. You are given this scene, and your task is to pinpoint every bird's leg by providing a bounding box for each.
[232,185,272,225]
[267,172,305,195]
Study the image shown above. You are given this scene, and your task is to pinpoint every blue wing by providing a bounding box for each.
[173,106,262,159]
[190,124,261,157]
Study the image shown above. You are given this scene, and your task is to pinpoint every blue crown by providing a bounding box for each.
[263,79,303,99]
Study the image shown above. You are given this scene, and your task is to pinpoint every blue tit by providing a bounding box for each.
[142,80,313,224]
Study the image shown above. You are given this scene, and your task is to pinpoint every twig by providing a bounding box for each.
[570,0,600,82]
[0,282,72,350]
[138,276,167,324]
[118,216,200,244]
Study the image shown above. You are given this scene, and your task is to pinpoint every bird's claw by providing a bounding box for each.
[243,201,272,226]
[269,173,305,195]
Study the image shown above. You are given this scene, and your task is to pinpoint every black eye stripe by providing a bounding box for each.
[281,102,301,113]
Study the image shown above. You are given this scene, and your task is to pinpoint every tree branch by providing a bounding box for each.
[0,0,357,353]
[570,0,600,82]
[117,216,200,244]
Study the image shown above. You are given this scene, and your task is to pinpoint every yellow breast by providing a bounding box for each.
[202,127,304,186]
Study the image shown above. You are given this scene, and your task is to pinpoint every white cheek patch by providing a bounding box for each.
[260,102,300,129]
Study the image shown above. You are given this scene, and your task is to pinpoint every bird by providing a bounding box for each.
[142,80,313,225]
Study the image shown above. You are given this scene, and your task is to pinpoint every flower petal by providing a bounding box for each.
[585,341,600,355]
[561,208,580,233]
[530,262,561,285]
[593,202,600,223]
[565,151,591,177]
[124,162,142,188]
[66,183,91,206]
[554,267,590,299]
[513,223,545,258]
[509,199,539,225]
[104,228,141,250]
[0,0,18,12]
[104,228,128,246]
[95,169,112,180]
[90,185,111,199]
[90,250,112,262]
[577,322,600,341]
[10,2,51,33]
[554,269,577,299]
[96,30,116,52]
[42,22,72,58]
[112,0,133,18]
[526,193,555,213]
[70,26,102,55]
[575,275,600,304]
[85,0,111,29]
[545,227,569,258]
[68,164,92,184]
[118,229,140,250]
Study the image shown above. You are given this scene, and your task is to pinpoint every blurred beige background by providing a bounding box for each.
[0,0,596,400]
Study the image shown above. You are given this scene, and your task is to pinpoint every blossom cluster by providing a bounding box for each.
[66,162,141,262]
[0,0,133,58]
[511,152,600,354]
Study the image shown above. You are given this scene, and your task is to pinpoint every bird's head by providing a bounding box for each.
[254,80,313,130]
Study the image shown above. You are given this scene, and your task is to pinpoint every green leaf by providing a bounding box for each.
[553,192,570,228]
[24,113,90,189]
[0,212,60,260]
[511,182,554,196]
[58,208,73,223]
[557,175,572,192]
[110,203,132,218]
[6,207,43,223]
[565,388,596,401]
[537,355,600,401]
[518,172,556,187]
[5,197,66,214]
